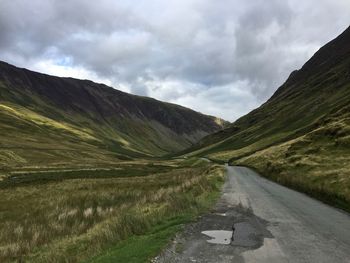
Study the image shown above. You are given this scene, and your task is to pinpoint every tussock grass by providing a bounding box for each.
[0,159,224,262]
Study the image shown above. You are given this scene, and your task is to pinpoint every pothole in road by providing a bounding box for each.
[202,222,259,247]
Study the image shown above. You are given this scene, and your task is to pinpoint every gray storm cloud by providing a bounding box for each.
[0,0,349,121]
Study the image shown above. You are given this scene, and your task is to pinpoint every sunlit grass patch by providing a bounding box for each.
[0,103,98,141]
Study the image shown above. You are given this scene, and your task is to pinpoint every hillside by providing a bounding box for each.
[0,61,226,170]
[186,26,350,211]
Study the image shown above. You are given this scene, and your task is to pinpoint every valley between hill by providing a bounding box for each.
[1,24,350,263]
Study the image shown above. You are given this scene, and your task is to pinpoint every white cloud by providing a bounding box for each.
[0,0,349,121]
[31,59,113,86]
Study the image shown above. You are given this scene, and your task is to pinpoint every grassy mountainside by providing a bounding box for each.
[186,26,350,211]
[0,61,226,170]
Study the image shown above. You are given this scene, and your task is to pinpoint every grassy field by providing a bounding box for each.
[0,158,225,262]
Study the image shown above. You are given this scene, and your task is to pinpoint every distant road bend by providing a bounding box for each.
[155,166,350,263]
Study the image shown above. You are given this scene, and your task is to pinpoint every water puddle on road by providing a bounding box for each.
[201,230,233,245]
[202,222,259,247]
[215,212,227,216]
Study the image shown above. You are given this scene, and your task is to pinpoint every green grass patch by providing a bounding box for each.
[86,216,189,263]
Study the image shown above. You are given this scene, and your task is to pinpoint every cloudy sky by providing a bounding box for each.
[0,0,349,121]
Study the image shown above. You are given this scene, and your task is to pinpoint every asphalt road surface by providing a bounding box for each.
[154,165,350,263]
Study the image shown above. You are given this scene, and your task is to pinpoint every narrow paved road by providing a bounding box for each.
[155,166,350,263]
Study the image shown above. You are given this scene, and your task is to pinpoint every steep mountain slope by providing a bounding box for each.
[0,61,226,170]
[186,26,350,211]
